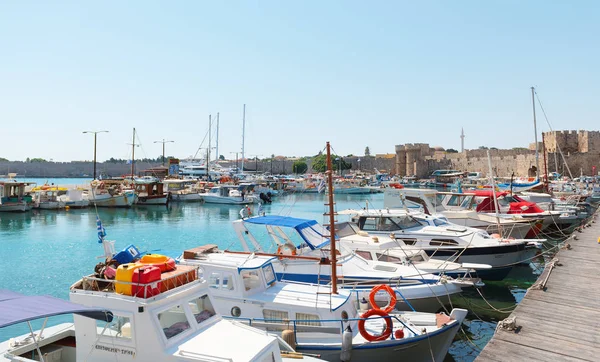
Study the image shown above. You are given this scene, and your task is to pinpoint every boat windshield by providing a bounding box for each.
[359,216,423,231]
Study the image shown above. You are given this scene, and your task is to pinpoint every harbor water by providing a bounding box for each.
[0,178,543,361]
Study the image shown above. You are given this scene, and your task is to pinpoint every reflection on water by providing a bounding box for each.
[0,193,545,359]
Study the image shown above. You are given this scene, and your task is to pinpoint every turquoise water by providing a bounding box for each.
[0,183,540,361]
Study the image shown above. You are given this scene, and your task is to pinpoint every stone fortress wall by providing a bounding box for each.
[394,130,600,178]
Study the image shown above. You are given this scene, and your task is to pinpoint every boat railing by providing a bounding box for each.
[177,350,233,362]
[76,265,200,298]
[226,314,418,342]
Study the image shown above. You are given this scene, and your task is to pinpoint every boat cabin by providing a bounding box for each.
[133,180,165,196]
[0,181,35,212]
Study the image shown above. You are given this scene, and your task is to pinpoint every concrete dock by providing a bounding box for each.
[476,214,600,361]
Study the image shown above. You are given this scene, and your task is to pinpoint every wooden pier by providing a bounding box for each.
[477,215,600,361]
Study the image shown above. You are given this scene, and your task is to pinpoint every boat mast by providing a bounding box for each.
[131,128,136,178]
[542,132,549,192]
[325,142,338,294]
[208,115,212,178]
[486,150,502,235]
[215,112,219,162]
[241,104,246,174]
[531,87,540,180]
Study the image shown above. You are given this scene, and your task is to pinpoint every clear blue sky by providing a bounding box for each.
[1,1,598,162]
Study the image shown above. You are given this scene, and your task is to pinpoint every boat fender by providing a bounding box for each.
[281,329,296,351]
[394,328,404,339]
[277,244,297,256]
[359,297,369,312]
[369,284,397,314]
[340,325,353,361]
[358,309,392,342]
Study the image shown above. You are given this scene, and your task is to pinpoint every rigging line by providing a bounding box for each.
[534,90,574,179]
[192,128,211,160]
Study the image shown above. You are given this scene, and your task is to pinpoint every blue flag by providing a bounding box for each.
[96,216,106,243]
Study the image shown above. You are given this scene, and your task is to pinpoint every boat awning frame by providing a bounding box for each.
[243,215,335,250]
[0,290,113,328]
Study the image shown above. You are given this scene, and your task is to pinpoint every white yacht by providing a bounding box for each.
[163,179,203,202]
[0,181,34,212]
[200,184,258,204]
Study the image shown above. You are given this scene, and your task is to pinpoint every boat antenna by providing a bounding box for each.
[486,150,503,236]
[531,87,540,181]
[325,142,338,294]
[241,104,246,174]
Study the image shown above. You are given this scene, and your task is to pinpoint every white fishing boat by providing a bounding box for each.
[32,189,66,210]
[0,181,34,212]
[85,180,136,208]
[180,249,468,362]
[58,189,90,208]
[132,179,169,206]
[163,179,203,202]
[199,184,258,204]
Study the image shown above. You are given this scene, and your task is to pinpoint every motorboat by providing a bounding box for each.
[163,179,203,202]
[385,188,543,239]
[199,184,258,204]
[179,249,469,362]
[0,181,34,212]
[338,208,540,280]
[232,215,480,312]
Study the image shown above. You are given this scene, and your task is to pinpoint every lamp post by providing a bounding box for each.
[82,130,109,180]
[154,139,175,166]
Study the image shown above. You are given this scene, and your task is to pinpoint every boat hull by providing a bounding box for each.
[170,193,203,202]
[201,195,253,204]
[136,195,169,205]
[88,192,136,208]
[0,203,32,212]
[296,320,461,362]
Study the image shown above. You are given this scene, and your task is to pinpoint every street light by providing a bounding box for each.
[154,139,175,166]
[82,130,109,180]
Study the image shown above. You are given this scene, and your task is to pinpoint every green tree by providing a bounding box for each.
[0,157,9,162]
[219,155,225,161]
[478,146,489,150]
[30,158,47,163]
[311,154,352,172]
[446,148,459,153]
[364,146,371,156]
[292,161,308,174]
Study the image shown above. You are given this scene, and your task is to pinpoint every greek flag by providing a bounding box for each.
[318,179,326,193]
[96,216,106,243]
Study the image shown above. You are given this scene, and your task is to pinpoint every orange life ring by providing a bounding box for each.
[358,309,393,342]
[369,284,397,314]
[277,244,297,256]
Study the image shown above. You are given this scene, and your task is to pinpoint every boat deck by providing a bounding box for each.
[476,212,600,361]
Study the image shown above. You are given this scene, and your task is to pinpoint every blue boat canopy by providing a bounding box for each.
[0,290,113,328]
[243,215,335,250]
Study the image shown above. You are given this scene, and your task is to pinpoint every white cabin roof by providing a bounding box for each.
[248,281,352,312]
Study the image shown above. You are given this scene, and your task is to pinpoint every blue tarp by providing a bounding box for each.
[0,290,113,328]
[243,215,318,230]
[243,216,333,250]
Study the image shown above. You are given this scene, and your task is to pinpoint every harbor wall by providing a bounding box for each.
[0,161,162,178]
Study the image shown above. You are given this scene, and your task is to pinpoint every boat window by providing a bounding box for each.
[359,217,378,231]
[401,238,417,245]
[262,264,276,285]
[446,195,462,206]
[96,315,132,340]
[296,312,321,326]
[158,305,190,339]
[188,295,216,325]
[209,272,220,289]
[222,273,235,290]
[433,219,449,226]
[387,216,422,230]
[378,217,401,231]
[241,270,262,291]
[460,197,472,208]
[355,250,372,260]
[376,253,402,263]
[409,254,425,262]
[262,309,288,321]
[429,239,459,246]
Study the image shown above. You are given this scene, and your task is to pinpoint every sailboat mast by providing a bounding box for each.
[486,150,502,235]
[216,112,219,162]
[531,87,540,179]
[131,128,136,177]
[325,142,338,294]
[241,104,246,174]
[208,115,212,177]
